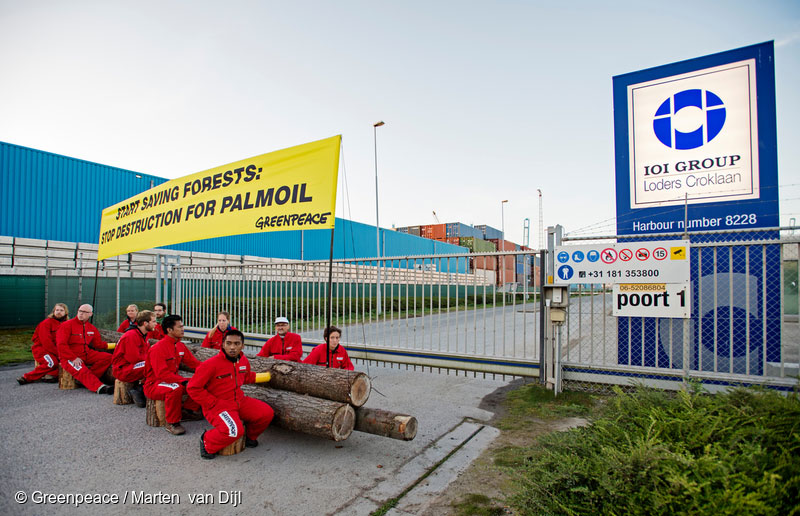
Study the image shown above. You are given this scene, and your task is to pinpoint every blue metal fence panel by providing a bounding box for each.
[0,141,469,264]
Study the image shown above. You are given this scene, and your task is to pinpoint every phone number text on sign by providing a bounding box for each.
[553,240,689,284]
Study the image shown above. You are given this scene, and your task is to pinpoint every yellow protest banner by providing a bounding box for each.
[97,135,340,261]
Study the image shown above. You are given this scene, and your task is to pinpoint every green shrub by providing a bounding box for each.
[507,385,800,516]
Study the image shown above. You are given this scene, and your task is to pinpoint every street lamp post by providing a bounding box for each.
[374,121,385,315]
[501,199,508,289]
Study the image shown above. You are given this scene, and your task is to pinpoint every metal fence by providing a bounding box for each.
[176,251,544,378]
[558,228,799,393]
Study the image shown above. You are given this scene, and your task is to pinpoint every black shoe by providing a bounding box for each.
[200,431,216,460]
[128,386,146,408]
[245,437,259,448]
[17,376,30,385]
[97,385,114,395]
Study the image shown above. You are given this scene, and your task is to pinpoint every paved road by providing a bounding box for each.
[0,360,508,515]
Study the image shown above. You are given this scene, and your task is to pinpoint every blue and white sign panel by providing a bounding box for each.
[613,41,778,235]
[554,240,689,284]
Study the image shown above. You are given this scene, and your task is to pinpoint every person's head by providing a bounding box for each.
[76,304,93,322]
[163,315,184,339]
[126,304,139,320]
[222,329,245,359]
[50,303,69,320]
[216,311,230,331]
[153,303,167,319]
[274,316,290,336]
[324,326,341,350]
[136,310,156,332]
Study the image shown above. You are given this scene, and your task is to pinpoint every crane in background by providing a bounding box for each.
[537,189,544,249]
[432,210,440,223]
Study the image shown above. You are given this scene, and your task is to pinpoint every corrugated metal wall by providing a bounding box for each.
[0,141,466,261]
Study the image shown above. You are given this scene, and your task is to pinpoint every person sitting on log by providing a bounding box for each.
[256,316,302,362]
[112,310,156,407]
[201,311,237,350]
[18,303,69,385]
[303,326,354,370]
[56,304,116,395]
[188,329,274,459]
[144,315,203,435]
[116,304,139,333]
[148,302,167,341]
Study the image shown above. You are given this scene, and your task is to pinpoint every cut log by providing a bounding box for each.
[146,398,166,427]
[113,380,133,405]
[100,329,158,346]
[241,384,355,442]
[354,407,418,441]
[187,345,371,407]
[219,432,245,456]
[58,366,77,390]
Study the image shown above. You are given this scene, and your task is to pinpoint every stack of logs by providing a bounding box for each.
[100,329,417,442]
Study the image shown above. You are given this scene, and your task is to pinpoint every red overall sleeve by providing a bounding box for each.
[256,336,275,357]
[56,321,78,362]
[186,359,220,409]
[89,328,109,350]
[201,331,214,348]
[302,345,324,366]
[35,319,59,357]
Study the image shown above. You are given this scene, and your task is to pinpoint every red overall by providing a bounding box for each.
[256,332,303,362]
[201,326,237,350]
[56,318,112,392]
[116,319,136,333]
[187,351,274,454]
[112,327,149,383]
[147,323,165,342]
[303,343,354,370]
[144,336,201,424]
[22,317,64,381]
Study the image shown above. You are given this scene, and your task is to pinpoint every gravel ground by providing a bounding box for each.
[0,360,508,515]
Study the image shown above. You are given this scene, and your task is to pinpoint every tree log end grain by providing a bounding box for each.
[58,366,77,390]
[348,374,371,407]
[113,380,133,405]
[146,398,166,427]
[218,433,245,456]
[331,405,356,442]
[354,407,418,441]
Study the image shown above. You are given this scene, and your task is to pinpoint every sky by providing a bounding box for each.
[1,0,798,248]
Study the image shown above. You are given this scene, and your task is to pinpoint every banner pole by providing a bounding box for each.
[91,259,101,324]
[325,225,335,367]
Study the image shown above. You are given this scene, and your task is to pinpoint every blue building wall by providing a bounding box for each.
[0,141,467,267]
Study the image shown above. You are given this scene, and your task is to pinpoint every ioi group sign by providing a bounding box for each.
[613,41,778,235]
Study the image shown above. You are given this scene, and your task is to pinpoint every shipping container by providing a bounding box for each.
[475,224,503,240]
[408,225,421,236]
[445,222,483,239]
[396,227,409,234]
[420,223,446,240]
[471,255,497,270]
[458,237,496,253]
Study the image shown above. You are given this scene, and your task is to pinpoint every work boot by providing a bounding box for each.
[245,437,259,448]
[200,431,216,460]
[97,385,114,395]
[17,376,30,385]
[128,386,146,408]
[181,409,204,421]
[164,423,186,435]
[42,375,58,383]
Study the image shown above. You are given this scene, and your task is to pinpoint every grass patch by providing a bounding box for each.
[497,382,598,430]
[505,385,800,515]
[452,493,506,515]
[0,327,35,366]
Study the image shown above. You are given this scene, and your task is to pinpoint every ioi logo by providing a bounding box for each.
[653,89,726,150]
